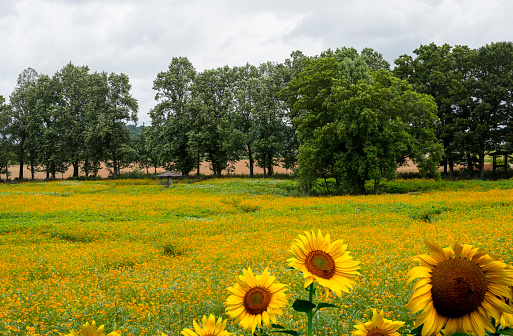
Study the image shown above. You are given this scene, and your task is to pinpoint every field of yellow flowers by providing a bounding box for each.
[1,178,513,335]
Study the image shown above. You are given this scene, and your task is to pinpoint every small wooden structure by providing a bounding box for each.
[156,171,182,187]
[489,151,510,171]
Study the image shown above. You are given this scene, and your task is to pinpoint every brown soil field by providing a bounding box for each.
[2,159,492,180]
[3,160,291,180]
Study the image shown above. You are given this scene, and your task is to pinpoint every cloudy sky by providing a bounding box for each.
[1,0,512,124]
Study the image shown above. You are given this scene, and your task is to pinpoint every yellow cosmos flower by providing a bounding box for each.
[225,267,288,334]
[353,308,405,336]
[406,240,513,336]
[287,229,360,297]
[65,321,120,336]
[180,315,233,336]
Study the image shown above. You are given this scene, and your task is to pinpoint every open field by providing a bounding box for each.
[3,160,291,180]
[1,178,513,335]
[4,158,491,180]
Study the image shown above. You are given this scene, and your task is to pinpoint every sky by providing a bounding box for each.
[1,0,512,125]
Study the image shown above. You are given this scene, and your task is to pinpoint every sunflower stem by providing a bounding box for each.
[307,283,314,336]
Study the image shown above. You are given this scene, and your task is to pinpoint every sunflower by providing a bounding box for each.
[287,229,360,297]
[65,321,120,336]
[180,315,233,336]
[406,240,513,336]
[353,308,404,336]
[225,267,288,334]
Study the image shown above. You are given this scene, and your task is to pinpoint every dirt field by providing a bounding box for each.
[3,159,492,180]
[3,160,291,180]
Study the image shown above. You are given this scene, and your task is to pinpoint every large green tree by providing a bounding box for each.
[462,42,513,179]
[150,57,197,175]
[190,66,239,176]
[89,72,139,179]
[394,43,471,178]
[281,54,443,194]
[8,68,42,179]
[52,62,91,177]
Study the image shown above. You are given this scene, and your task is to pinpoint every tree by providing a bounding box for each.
[232,63,259,177]
[90,72,138,179]
[52,62,91,177]
[150,57,197,175]
[394,43,471,179]
[251,62,290,176]
[463,42,513,179]
[190,66,239,176]
[281,54,443,194]
[8,68,41,179]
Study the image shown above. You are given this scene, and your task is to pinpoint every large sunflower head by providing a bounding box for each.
[180,315,233,336]
[65,321,120,336]
[352,308,405,336]
[225,267,288,334]
[287,229,360,297]
[406,240,513,336]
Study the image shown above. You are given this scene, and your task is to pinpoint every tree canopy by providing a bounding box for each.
[280,50,443,194]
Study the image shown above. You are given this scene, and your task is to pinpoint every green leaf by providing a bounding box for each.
[497,328,513,336]
[292,299,316,313]
[315,302,338,310]
[449,333,469,336]
[410,325,423,336]
[271,324,285,329]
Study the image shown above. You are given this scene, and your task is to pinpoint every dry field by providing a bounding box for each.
[4,159,491,181]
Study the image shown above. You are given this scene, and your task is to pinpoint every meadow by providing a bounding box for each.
[1,178,513,335]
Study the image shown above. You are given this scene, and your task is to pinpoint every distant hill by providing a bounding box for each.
[126,124,143,139]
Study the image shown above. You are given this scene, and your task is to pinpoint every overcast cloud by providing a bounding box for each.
[1,0,512,124]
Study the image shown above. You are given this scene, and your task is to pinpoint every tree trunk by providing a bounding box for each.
[467,154,473,175]
[247,144,254,178]
[479,145,485,180]
[30,154,35,180]
[373,180,380,194]
[443,158,448,174]
[18,139,24,180]
[73,161,79,177]
[267,153,273,176]
[18,161,23,180]
[196,152,201,176]
[449,158,454,180]
[112,152,118,179]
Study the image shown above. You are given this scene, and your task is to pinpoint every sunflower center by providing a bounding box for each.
[367,328,389,336]
[243,286,272,315]
[305,250,336,279]
[430,258,487,318]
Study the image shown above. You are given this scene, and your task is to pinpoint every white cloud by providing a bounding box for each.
[1,0,512,124]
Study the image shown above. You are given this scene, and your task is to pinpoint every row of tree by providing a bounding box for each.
[1,42,513,193]
[0,64,138,179]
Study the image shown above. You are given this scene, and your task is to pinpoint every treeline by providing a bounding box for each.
[1,42,513,193]
[0,64,138,179]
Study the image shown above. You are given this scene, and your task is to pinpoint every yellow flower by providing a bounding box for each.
[65,321,120,336]
[225,267,288,334]
[406,240,513,336]
[287,229,360,297]
[181,315,232,336]
[353,308,404,336]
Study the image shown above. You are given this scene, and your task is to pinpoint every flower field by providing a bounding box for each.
[1,178,513,335]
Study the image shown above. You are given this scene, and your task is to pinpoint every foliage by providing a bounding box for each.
[281,52,443,194]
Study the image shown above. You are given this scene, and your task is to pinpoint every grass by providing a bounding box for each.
[0,178,513,335]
